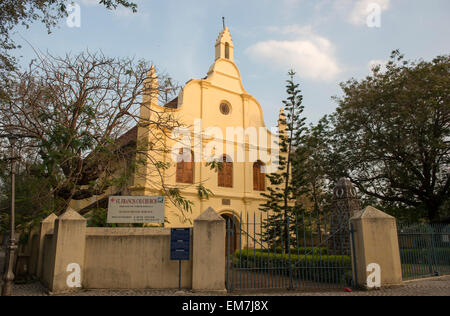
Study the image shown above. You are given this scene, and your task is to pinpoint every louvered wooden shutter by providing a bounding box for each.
[219,156,233,188]
[176,161,184,183]
[218,170,223,187]
[259,166,266,191]
[224,161,233,188]
[253,163,259,191]
[253,162,266,191]
[176,149,194,184]
[184,159,194,184]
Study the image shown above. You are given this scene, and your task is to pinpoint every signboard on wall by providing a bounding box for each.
[170,228,191,261]
[107,196,165,224]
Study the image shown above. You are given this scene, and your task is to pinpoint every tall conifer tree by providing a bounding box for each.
[260,71,308,252]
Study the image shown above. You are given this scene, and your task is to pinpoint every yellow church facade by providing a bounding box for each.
[69,27,280,248]
[132,27,278,231]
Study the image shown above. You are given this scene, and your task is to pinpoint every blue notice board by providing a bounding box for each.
[170,228,191,261]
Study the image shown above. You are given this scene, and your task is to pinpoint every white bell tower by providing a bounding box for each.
[215,23,234,62]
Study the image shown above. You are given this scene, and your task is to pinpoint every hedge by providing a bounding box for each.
[400,248,450,265]
[233,249,352,285]
[260,247,329,256]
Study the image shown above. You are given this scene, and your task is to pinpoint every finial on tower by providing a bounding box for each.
[215,23,234,62]
[142,65,159,110]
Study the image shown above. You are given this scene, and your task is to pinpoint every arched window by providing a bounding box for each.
[176,148,194,184]
[218,155,233,188]
[225,43,230,59]
[253,161,266,191]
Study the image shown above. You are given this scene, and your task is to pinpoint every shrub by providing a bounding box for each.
[233,249,352,285]
[400,248,450,265]
[261,247,329,256]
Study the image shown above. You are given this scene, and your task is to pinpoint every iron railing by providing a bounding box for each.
[226,210,355,291]
[398,223,450,280]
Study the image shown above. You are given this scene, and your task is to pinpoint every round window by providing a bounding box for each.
[220,103,230,115]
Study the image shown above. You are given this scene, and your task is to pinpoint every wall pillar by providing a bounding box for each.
[27,226,40,277]
[192,207,226,292]
[36,213,57,279]
[350,206,403,289]
[48,209,86,294]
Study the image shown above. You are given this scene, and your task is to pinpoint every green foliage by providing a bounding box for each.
[262,247,329,256]
[86,208,109,228]
[0,0,137,87]
[260,71,309,251]
[0,49,212,229]
[302,116,334,212]
[234,249,352,284]
[206,160,223,172]
[0,212,7,234]
[1,51,158,216]
[310,51,450,222]
[197,184,214,200]
[400,248,450,265]
[378,204,427,224]
[0,163,63,234]
[167,188,194,217]
[235,249,351,266]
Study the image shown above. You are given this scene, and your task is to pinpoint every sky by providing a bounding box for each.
[11,0,450,129]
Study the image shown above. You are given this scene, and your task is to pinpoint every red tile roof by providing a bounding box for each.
[117,97,178,147]
[116,125,138,147]
[164,97,178,109]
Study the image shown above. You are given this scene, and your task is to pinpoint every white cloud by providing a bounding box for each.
[332,0,391,26]
[246,26,342,81]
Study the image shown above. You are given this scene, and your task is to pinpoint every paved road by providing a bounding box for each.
[1,249,449,296]
[5,276,450,296]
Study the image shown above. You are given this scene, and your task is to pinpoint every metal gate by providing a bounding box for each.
[225,211,355,291]
[398,223,450,280]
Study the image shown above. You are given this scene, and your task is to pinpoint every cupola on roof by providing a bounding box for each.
[215,26,234,62]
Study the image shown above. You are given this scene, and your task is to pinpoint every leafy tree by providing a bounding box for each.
[0,160,60,235]
[324,51,449,223]
[260,71,308,251]
[0,51,206,223]
[0,1,137,85]
[302,116,334,215]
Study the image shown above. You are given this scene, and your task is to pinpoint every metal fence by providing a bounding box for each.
[225,211,355,291]
[397,223,450,280]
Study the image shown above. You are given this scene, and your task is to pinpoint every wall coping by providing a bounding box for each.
[351,206,395,220]
[58,208,87,222]
[194,207,225,222]
[41,213,58,224]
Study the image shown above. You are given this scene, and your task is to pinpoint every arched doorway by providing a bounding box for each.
[221,213,240,257]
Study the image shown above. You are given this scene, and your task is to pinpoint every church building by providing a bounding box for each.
[134,26,279,231]
[71,26,280,250]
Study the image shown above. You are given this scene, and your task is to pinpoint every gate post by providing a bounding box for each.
[37,213,57,279]
[192,207,227,293]
[350,206,403,289]
[48,208,86,294]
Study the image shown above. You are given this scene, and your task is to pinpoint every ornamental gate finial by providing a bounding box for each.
[328,178,362,256]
